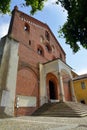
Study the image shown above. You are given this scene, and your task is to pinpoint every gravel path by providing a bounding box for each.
[0,116,87,130]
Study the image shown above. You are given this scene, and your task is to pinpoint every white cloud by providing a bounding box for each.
[44,0,58,6]
[44,0,67,18]
[77,69,87,75]
[0,23,9,38]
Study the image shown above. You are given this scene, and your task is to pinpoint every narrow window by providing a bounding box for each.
[45,31,50,41]
[81,82,86,89]
[29,40,31,45]
[60,53,62,60]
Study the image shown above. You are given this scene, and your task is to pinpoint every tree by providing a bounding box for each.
[57,0,87,52]
[0,0,47,14]
[0,0,10,14]
[0,0,87,52]
[24,0,47,14]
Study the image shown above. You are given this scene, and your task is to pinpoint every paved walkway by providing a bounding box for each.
[0,116,87,130]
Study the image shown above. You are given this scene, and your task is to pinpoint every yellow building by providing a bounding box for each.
[73,74,87,104]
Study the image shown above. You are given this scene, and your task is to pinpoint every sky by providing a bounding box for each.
[0,0,87,75]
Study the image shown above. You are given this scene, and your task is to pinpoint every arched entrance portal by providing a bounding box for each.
[49,80,56,99]
[46,73,59,101]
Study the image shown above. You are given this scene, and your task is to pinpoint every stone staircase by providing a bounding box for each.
[32,102,87,117]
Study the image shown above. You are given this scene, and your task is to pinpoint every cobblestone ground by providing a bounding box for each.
[0,116,87,130]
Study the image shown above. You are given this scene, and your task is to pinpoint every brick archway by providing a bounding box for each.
[15,68,39,116]
[46,73,59,101]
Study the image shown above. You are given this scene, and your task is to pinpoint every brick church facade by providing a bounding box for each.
[0,6,76,116]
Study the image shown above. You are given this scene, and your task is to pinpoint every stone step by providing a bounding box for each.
[32,102,87,117]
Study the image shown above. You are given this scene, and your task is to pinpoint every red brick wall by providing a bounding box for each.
[9,8,66,62]
[15,107,37,116]
[8,7,67,116]
[62,75,72,101]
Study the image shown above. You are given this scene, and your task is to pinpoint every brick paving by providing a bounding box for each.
[0,116,87,130]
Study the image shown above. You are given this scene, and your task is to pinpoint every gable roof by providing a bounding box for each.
[12,6,66,56]
[73,73,87,81]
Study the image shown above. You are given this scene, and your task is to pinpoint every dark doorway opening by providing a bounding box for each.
[80,100,85,104]
[49,80,56,99]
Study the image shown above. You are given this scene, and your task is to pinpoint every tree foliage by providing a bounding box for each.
[24,0,47,14]
[0,0,87,52]
[57,0,87,52]
[0,0,10,14]
[0,0,46,14]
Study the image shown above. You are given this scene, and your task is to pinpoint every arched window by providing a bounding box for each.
[24,23,30,32]
[45,44,52,53]
[40,35,44,43]
[37,45,44,56]
[51,45,55,52]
